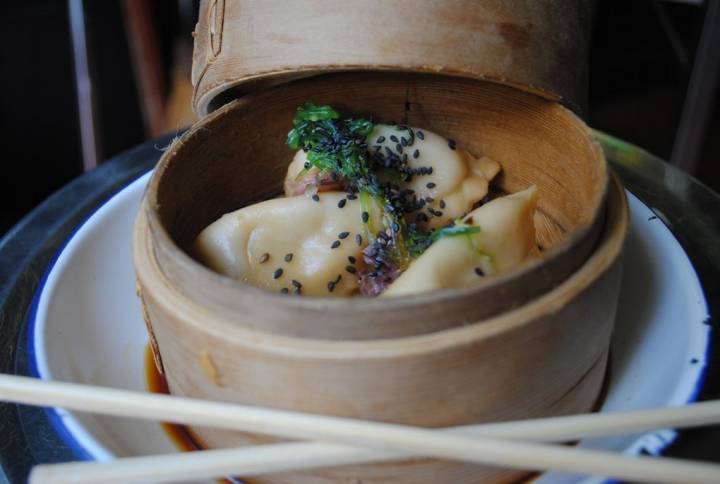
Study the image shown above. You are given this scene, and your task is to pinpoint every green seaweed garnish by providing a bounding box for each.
[287,102,375,189]
[405,220,482,258]
[429,222,481,243]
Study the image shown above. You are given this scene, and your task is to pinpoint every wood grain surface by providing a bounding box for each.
[191,0,592,115]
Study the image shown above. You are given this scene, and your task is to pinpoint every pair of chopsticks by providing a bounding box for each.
[1,374,719,484]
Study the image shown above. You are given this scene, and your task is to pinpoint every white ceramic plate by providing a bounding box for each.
[28,171,711,483]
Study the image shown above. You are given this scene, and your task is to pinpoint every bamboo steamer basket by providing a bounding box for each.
[133,1,628,482]
[133,74,624,482]
[135,174,626,483]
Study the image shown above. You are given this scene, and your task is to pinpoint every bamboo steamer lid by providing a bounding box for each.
[191,0,592,115]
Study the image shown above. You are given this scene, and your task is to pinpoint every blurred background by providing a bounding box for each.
[0,0,718,236]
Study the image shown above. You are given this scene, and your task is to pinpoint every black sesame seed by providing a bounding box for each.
[327,281,336,292]
[427,167,433,174]
[347,193,358,200]
[292,279,302,288]
[338,231,350,239]
[259,253,270,264]
[474,267,485,276]
[376,136,386,143]
[448,139,456,150]
[439,200,446,209]
[416,131,425,140]
[331,240,341,249]
[425,197,434,203]
[281,287,289,294]
[273,268,284,279]
[362,211,369,223]
[338,198,347,208]
[346,265,357,274]
[303,162,310,169]
[413,149,420,159]
[396,143,403,154]
[426,182,436,189]
[284,253,293,262]
[390,135,399,143]
[401,137,408,147]
[355,234,363,246]
[348,255,357,264]
[312,194,320,202]
[334,274,342,284]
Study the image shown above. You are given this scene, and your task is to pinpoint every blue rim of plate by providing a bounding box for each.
[23,169,714,472]
[24,169,155,462]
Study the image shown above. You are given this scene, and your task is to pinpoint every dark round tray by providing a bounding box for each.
[0,132,718,483]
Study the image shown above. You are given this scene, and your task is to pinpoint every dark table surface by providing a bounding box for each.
[0,132,718,483]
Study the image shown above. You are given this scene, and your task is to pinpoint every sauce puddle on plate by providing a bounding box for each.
[144,344,203,452]
[145,345,240,483]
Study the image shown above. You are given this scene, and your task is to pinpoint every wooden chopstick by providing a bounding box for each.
[1,374,719,484]
[4,373,720,442]
[28,440,720,484]
[29,408,720,484]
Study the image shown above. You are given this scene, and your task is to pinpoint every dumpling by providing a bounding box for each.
[382,186,538,297]
[194,193,368,296]
[283,124,501,229]
[367,124,501,229]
